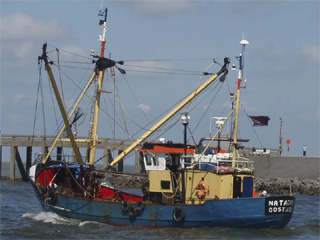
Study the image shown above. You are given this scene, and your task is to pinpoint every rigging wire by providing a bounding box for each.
[50,63,94,112]
[40,66,47,138]
[119,72,150,122]
[123,63,204,76]
[123,58,221,62]
[114,75,130,135]
[40,44,232,162]
[185,61,216,113]
[241,104,264,148]
[32,61,44,148]
[53,63,207,76]
[105,72,131,135]
[45,45,219,77]
[189,79,224,139]
[111,61,223,156]
[38,47,96,149]
[109,61,224,154]
[121,68,202,76]
[47,43,93,61]
[35,57,64,155]
[49,60,95,64]
[103,68,163,135]
[102,70,116,138]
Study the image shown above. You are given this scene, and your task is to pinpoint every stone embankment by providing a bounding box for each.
[254,177,320,196]
[252,156,320,195]
[109,174,320,196]
[108,173,147,189]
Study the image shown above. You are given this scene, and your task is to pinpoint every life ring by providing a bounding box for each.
[173,207,186,222]
[195,183,207,202]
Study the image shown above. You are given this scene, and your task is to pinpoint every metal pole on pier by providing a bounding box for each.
[279,117,283,156]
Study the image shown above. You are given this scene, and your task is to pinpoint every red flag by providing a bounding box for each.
[249,116,270,126]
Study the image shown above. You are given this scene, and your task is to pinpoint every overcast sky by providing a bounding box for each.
[1,0,319,160]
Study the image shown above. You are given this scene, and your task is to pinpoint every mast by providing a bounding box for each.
[106,58,230,170]
[98,8,108,58]
[232,39,249,166]
[88,8,108,166]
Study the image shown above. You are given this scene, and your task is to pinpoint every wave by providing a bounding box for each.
[22,212,106,228]
[22,212,77,225]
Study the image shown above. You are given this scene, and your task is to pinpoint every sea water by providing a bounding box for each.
[1,180,319,240]
[0,159,319,240]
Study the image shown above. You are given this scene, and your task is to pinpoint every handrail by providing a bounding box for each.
[180,154,254,171]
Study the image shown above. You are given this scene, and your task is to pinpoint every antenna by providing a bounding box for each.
[98,8,108,57]
[239,39,249,71]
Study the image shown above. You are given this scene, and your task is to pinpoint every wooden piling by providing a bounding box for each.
[57,147,62,161]
[0,146,2,178]
[10,141,15,181]
[15,147,28,181]
[26,146,32,173]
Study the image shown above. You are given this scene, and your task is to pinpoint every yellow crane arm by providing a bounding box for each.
[106,58,230,170]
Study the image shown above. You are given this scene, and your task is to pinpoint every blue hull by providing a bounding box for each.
[32,185,294,228]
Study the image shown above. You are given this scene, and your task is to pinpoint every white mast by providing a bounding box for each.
[232,39,249,165]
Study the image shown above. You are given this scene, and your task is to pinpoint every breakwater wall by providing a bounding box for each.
[252,156,319,195]
[251,156,319,180]
[254,177,319,195]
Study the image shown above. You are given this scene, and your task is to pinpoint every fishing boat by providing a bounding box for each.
[28,8,294,228]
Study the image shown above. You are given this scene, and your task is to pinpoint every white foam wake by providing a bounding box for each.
[22,212,77,225]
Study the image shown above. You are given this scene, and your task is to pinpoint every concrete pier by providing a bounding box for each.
[0,134,141,181]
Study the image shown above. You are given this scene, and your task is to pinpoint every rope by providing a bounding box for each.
[63,161,94,198]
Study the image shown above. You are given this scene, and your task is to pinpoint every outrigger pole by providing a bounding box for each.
[42,71,97,164]
[39,43,84,166]
[106,57,230,170]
